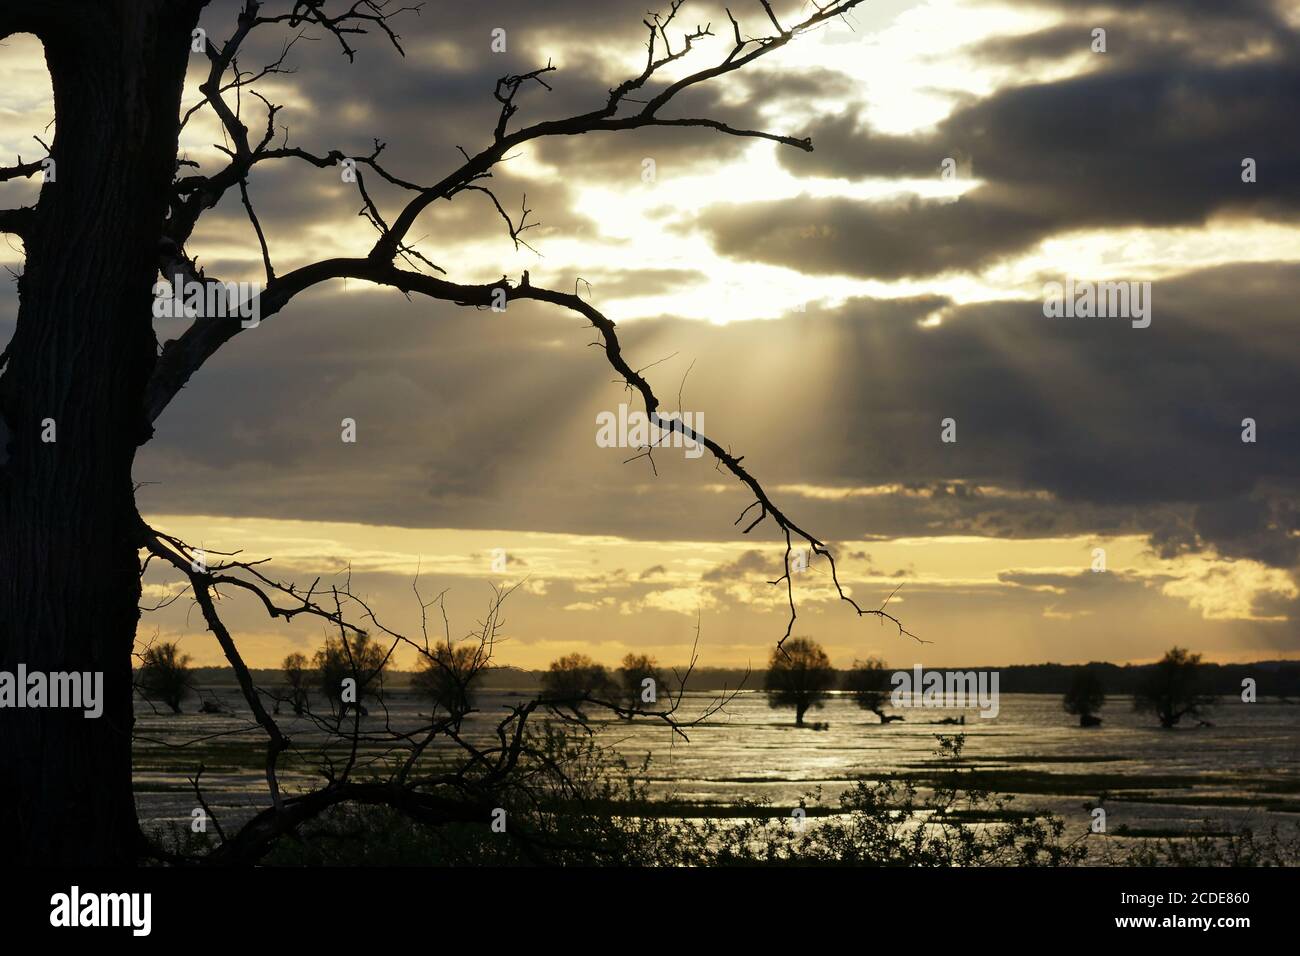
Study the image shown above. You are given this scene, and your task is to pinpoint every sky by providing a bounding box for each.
[2,0,1298,670]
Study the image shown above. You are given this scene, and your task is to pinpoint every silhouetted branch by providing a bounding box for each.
[129,0,918,864]
[0,149,49,237]
[0,156,43,182]
[136,514,737,864]
[146,253,917,645]
[0,206,33,238]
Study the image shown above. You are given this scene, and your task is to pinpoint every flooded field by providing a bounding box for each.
[133,689,1300,851]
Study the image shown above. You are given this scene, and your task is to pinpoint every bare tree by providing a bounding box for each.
[1134,647,1216,729]
[0,0,915,864]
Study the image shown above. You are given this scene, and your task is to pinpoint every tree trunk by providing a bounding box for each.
[0,1,195,865]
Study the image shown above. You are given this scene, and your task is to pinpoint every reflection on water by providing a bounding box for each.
[134,690,1300,842]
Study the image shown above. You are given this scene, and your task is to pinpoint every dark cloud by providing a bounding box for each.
[136,257,1300,582]
[4,1,1293,660]
[1192,496,1299,568]
[33,1,1300,624]
[702,57,1299,278]
[973,0,1299,69]
[699,191,1051,279]
[181,0,1297,285]
[187,0,782,189]
[701,549,783,582]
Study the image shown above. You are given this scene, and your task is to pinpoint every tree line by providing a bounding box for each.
[137,636,1270,733]
[765,641,1242,730]
[135,638,672,722]
[182,656,1300,697]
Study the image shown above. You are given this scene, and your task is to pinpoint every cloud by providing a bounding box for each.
[701,549,783,582]
[8,0,1296,662]
[701,58,1300,278]
[137,259,1300,584]
[973,0,1299,69]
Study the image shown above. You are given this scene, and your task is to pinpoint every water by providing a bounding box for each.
[133,690,1300,843]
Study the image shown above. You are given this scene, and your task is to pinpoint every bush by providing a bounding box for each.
[280,652,312,716]
[137,642,192,714]
[313,632,387,716]
[615,653,667,715]
[411,642,483,718]
[259,733,1089,867]
[540,653,618,718]
[843,656,902,723]
[1063,667,1105,726]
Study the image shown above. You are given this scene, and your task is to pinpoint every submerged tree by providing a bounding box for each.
[765,638,835,726]
[313,632,388,717]
[1063,667,1105,727]
[136,641,193,715]
[411,641,483,720]
[541,653,619,719]
[0,0,917,865]
[616,653,667,717]
[279,652,312,716]
[843,656,903,724]
[1134,647,1216,729]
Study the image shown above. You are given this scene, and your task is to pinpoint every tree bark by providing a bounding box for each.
[0,0,196,865]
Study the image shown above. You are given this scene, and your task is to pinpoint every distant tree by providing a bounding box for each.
[541,654,618,719]
[281,652,312,716]
[198,696,227,715]
[765,638,835,726]
[412,642,483,719]
[844,656,904,724]
[137,642,192,715]
[313,633,387,717]
[615,653,667,716]
[1063,668,1105,727]
[1135,647,1216,728]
